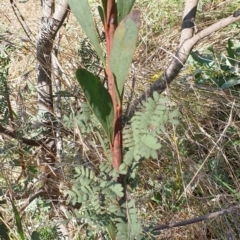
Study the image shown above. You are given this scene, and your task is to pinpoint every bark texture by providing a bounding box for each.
[36,0,69,196]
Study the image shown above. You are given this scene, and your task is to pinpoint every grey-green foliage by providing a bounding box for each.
[121,92,179,181]
[31,225,65,240]
[63,102,92,134]
[116,199,142,240]
[67,162,146,239]
[68,162,123,211]
[123,92,179,162]
[67,92,179,239]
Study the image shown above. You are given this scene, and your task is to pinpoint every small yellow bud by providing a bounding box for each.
[147,71,163,83]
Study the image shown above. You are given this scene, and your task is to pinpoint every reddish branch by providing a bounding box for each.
[105,0,122,170]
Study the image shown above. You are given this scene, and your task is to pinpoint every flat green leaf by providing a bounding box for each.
[127,199,135,208]
[75,167,81,174]
[146,97,156,111]
[226,39,236,66]
[119,162,127,172]
[83,194,88,201]
[108,204,120,213]
[150,149,158,159]
[106,221,117,240]
[99,162,109,172]
[67,190,76,198]
[76,69,114,141]
[169,119,179,125]
[64,209,73,219]
[169,110,179,119]
[110,10,140,101]
[117,0,136,23]
[74,209,82,218]
[101,0,107,16]
[80,186,89,194]
[110,183,124,197]
[123,150,134,166]
[89,169,95,180]
[96,131,111,162]
[85,167,89,178]
[221,78,240,89]
[31,231,41,240]
[153,91,159,102]
[72,197,77,206]
[191,51,212,65]
[141,135,161,150]
[11,200,25,240]
[68,0,105,64]
[98,6,105,27]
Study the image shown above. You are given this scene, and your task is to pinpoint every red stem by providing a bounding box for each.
[105,0,122,170]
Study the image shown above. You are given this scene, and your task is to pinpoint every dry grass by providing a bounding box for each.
[1,0,240,239]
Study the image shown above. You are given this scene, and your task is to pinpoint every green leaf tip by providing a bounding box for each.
[117,0,136,23]
[110,10,140,102]
[68,0,105,65]
[11,200,25,240]
[76,69,114,142]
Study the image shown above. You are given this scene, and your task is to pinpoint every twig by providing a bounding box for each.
[7,190,45,223]
[143,204,240,232]
[9,0,35,43]
[0,124,41,146]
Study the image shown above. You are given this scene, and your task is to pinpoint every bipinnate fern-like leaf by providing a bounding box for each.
[68,162,123,214]
[123,91,179,166]
[115,199,143,240]
[67,91,179,239]
[63,102,93,134]
[68,162,148,239]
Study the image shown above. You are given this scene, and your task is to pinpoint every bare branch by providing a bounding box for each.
[9,0,34,42]
[180,0,198,44]
[0,124,41,146]
[143,204,240,232]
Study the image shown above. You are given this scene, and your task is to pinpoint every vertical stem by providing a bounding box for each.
[105,0,123,170]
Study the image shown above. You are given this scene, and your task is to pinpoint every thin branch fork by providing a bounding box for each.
[143,204,240,232]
